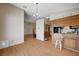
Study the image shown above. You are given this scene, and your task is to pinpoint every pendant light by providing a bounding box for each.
[33,3,40,20]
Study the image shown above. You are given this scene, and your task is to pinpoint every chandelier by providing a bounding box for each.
[33,3,40,19]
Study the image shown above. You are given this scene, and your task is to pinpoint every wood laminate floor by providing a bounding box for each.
[0,36,79,56]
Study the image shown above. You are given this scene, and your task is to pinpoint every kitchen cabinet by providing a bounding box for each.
[63,38,75,49]
[63,34,79,52]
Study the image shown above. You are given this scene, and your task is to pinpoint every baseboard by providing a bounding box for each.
[9,40,24,47]
[24,34,33,38]
[0,39,24,49]
[24,34,33,36]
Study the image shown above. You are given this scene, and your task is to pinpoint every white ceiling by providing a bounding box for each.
[11,3,79,23]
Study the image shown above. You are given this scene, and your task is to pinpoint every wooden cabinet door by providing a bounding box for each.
[75,39,79,50]
[64,39,75,49]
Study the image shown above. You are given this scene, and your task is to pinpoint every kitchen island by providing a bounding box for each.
[63,33,79,53]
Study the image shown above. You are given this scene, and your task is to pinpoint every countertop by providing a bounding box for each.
[62,33,79,39]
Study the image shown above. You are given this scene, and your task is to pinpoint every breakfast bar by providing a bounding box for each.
[63,33,79,52]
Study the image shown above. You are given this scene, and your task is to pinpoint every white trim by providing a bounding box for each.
[0,40,24,49]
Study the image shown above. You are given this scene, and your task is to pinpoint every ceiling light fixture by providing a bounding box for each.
[33,3,40,20]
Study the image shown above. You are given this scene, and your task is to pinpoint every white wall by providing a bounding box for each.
[0,4,24,49]
[36,19,44,41]
[24,22,35,35]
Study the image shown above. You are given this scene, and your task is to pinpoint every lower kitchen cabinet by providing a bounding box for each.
[63,37,79,52]
[63,38,75,49]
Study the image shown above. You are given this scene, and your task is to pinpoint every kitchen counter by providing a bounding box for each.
[62,33,79,39]
[62,33,79,53]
